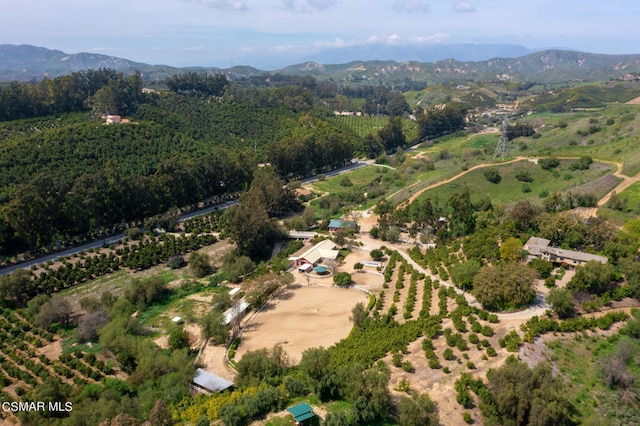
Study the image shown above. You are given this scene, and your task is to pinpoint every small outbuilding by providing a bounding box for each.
[328,219,358,232]
[192,368,233,394]
[287,402,316,426]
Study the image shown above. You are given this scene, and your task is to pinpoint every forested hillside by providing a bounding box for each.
[0,71,447,259]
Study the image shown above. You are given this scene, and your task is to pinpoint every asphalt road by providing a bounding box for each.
[0,160,372,277]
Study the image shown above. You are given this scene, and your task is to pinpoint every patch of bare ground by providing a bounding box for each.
[235,286,368,364]
[38,339,63,361]
[385,323,510,426]
[198,343,236,382]
[626,95,640,104]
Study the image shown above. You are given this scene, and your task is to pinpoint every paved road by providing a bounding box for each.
[0,160,371,277]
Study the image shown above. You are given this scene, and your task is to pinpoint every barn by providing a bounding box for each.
[288,239,339,268]
[192,368,233,394]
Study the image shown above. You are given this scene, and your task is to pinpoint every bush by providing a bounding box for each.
[167,255,186,269]
[370,249,383,261]
[484,168,502,184]
[333,272,353,287]
[538,157,560,170]
[189,251,212,278]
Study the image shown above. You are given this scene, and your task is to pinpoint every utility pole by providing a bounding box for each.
[493,116,509,160]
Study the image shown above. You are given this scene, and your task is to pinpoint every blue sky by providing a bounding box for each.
[2,0,639,69]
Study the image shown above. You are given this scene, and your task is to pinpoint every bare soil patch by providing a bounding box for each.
[199,343,237,382]
[235,286,368,363]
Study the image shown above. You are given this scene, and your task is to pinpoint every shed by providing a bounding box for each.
[192,368,233,394]
[287,403,315,425]
[298,263,313,273]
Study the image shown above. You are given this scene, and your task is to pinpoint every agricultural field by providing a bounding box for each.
[0,310,121,424]
[329,115,419,140]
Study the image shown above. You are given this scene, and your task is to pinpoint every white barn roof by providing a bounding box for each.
[289,239,339,265]
[193,368,233,393]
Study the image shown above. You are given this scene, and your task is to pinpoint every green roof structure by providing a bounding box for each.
[287,403,315,424]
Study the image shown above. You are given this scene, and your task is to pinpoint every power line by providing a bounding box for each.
[493,116,509,160]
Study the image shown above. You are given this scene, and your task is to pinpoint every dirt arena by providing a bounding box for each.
[235,285,368,363]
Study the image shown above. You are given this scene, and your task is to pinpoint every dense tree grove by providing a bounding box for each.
[0,69,139,121]
[0,75,362,257]
[165,72,229,97]
[417,102,469,140]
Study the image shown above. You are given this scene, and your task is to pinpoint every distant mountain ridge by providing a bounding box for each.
[2,44,640,84]
[301,42,536,65]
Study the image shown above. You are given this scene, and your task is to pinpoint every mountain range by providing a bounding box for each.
[1,44,640,85]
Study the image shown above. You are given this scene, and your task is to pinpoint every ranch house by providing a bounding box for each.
[523,236,608,267]
[288,239,339,270]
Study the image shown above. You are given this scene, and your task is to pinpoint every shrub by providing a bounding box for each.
[333,272,353,287]
[484,168,502,184]
[401,361,414,372]
[167,255,186,269]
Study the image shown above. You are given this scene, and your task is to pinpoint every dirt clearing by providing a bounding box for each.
[235,286,368,363]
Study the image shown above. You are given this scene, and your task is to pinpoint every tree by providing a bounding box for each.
[350,302,367,328]
[568,260,616,294]
[546,288,575,318]
[168,326,190,350]
[149,399,174,426]
[200,310,228,344]
[448,189,475,237]
[370,249,384,261]
[188,251,211,278]
[235,346,290,388]
[487,357,576,426]
[35,295,72,327]
[449,260,481,291]
[507,200,541,233]
[124,275,166,309]
[378,116,406,152]
[472,263,537,311]
[76,309,109,342]
[225,190,282,260]
[299,346,335,398]
[500,237,524,262]
[165,72,228,97]
[396,392,439,426]
[333,272,353,287]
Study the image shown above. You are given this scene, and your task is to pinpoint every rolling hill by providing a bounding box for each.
[2,44,640,85]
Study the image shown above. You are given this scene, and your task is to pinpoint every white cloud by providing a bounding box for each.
[453,1,476,13]
[307,0,337,11]
[386,33,402,45]
[197,0,248,10]
[312,32,451,49]
[408,32,451,44]
[393,0,430,14]
[278,0,338,13]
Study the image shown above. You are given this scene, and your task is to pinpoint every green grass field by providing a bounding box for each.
[597,180,640,225]
[519,105,640,176]
[415,159,616,206]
